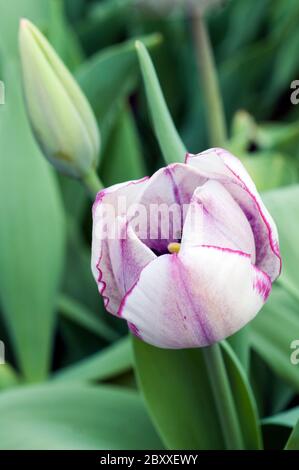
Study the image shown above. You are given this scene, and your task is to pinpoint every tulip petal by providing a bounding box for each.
[136,163,204,253]
[119,246,271,349]
[91,177,152,314]
[181,180,256,262]
[186,148,281,280]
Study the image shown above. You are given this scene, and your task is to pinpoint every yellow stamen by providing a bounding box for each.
[167,242,181,254]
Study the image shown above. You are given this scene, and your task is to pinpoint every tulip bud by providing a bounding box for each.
[19,19,100,178]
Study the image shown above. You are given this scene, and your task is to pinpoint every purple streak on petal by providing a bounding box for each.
[186,148,281,280]
[253,266,272,302]
[92,175,152,314]
[118,222,155,294]
[213,148,282,275]
[164,166,181,206]
[118,280,138,318]
[96,251,110,309]
[200,244,251,259]
[128,322,142,339]
[166,166,185,233]
[199,245,271,302]
[171,254,215,345]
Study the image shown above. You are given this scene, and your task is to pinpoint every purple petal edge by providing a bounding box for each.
[186,148,282,277]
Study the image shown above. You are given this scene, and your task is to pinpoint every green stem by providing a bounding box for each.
[191,10,227,147]
[228,326,250,374]
[203,343,244,450]
[82,169,104,198]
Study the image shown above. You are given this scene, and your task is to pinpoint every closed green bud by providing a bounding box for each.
[19,19,100,178]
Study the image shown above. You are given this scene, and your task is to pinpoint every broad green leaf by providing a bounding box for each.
[241,152,298,192]
[227,326,249,373]
[62,218,101,313]
[262,406,299,450]
[135,41,186,164]
[133,338,261,450]
[0,60,65,381]
[58,294,119,342]
[285,419,299,449]
[263,185,299,299]
[0,364,19,390]
[229,110,299,166]
[263,407,299,428]
[0,383,162,449]
[54,336,132,383]
[48,0,83,70]
[250,351,294,417]
[251,285,299,391]
[263,21,299,111]
[220,40,276,121]
[221,341,262,449]
[76,33,162,146]
[101,103,146,186]
[58,317,107,368]
[256,121,299,157]
[65,0,85,23]
[80,0,132,51]
[220,0,269,56]
[88,0,132,23]
[59,177,88,222]
[0,0,50,55]
[134,339,223,450]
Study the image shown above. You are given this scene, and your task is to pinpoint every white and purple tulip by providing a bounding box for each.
[91,148,281,349]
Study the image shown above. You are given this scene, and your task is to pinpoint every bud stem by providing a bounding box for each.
[203,343,244,450]
[82,170,103,198]
[191,10,227,147]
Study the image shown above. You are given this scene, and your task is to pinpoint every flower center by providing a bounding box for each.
[167,242,181,254]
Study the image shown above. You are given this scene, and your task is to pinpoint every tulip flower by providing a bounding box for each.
[91,148,281,349]
[19,19,100,179]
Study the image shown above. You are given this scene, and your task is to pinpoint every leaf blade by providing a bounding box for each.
[135,40,186,164]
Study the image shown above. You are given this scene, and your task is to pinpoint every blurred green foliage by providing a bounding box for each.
[1,0,299,450]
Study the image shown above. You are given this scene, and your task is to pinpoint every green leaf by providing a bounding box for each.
[0,60,65,381]
[0,383,163,449]
[58,294,120,343]
[256,121,299,157]
[135,41,186,164]
[263,407,299,428]
[76,33,162,147]
[285,419,299,449]
[62,218,102,313]
[263,185,299,299]
[227,326,250,373]
[80,0,132,51]
[0,0,50,55]
[262,406,299,450]
[251,284,299,391]
[250,351,294,417]
[221,341,262,449]
[240,152,298,192]
[0,364,19,390]
[133,338,261,450]
[101,102,146,186]
[220,0,269,56]
[54,336,133,383]
[48,0,83,70]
